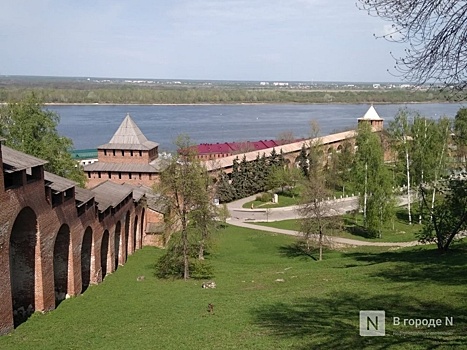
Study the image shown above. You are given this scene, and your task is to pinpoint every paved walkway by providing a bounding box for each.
[226,194,419,247]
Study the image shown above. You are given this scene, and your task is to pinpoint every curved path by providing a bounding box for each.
[226,194,419,247]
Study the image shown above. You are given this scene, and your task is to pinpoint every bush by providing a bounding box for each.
[256,192,272,202]
[155,242,214,279]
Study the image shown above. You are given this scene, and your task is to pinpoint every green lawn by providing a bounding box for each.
[1,226,466,349]
[252,209,421,243]
[242,194,300,209]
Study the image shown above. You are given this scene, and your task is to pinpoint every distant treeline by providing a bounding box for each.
[0,85,457,104]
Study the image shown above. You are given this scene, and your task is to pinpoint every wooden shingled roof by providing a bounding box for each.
[91,180,133,211]
[1,146,48,173]
[358,105,383,121]
[83,158,167,173]
[98,114,159,151]
[44,171,76,192]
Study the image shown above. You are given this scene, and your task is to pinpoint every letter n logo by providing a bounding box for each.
[359,310,385,336]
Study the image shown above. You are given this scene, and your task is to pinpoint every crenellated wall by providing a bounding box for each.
[0,152,148,335]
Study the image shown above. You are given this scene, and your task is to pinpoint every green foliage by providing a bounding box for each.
[418,175,467,252]
[215,171,235,203]
[454,107,467,164]
[217,203,230,226]
[156,134,217,279]
[256,192,273,202]
[155,240,214,279]
[0,83,453,104]
[297,144,309,177]
[0,94,86,186]
[266,166,301,193]
[353,122,395,235]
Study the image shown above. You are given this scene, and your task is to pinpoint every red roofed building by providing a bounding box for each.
[195,139,302,160]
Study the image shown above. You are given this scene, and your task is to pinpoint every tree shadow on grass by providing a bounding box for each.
[396,210,412,224]
[252,292,467,350]
[278,241,317,261]
[343,217,377,239]
[342,242,467,286]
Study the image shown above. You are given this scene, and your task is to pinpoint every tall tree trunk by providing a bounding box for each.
[198,239,205,260]
[364,162,368,225]
[318,230,323,261]
[419,170,424,224]
[406,148,412,225]
[181,214,189,281]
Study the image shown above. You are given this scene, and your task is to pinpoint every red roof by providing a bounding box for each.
[195,139,299,155]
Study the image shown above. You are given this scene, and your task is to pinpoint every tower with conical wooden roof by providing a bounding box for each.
[84,114,165,187]
[357,105,384,131]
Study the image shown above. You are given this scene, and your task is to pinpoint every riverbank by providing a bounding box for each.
[0,85,460,105]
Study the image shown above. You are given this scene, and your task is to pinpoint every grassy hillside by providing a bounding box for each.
[1,225,465,349]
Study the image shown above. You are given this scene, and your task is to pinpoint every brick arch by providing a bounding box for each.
[53,224,70,306]
[132,215,138,254]
[139,208,145,249]
[9,207,38,327]
[81,227,93,293]
[124,211,130,262]
[100,230,110,280]
[114,221,122,269]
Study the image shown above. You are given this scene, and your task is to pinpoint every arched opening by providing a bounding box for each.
[124,212,130,262]
[9,207,38,327]
[140,209,145,249]
[81,227,93,293]
[53,224,70,307]
[101,230,110,279]
[114,221,121,270]
[133,215,138,254]
[337,144,343,153]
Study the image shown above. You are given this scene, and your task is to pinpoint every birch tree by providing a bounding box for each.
[354,122,394,236]
[388,110,413,225]
[155,135,215,280]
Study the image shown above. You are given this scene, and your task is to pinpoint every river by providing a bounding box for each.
[48,103,466,151]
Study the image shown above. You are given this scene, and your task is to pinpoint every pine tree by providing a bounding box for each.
[297,144,309,177]
[216,171,235,203]
[230,157,241,200]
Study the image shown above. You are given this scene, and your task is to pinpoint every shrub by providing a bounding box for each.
[155,242,214,279]
[256,192,272,202]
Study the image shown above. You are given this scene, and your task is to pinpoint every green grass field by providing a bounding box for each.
[1,225,466,349]
[253,209,421,243]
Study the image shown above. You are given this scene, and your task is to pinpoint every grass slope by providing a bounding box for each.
[0,226,466,349]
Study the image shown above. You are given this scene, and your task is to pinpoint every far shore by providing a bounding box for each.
[38,101,456,107]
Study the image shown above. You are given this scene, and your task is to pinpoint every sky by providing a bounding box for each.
[0,0,407,82]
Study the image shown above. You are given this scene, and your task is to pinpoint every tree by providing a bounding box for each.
[298,159,333,261]
[155,135,215,280]
[419,174,467,252]
[216,171,235,203]
[191,180,218,261]
[0,94,86,186]
[388,111,451,225]
[353,122,394,236]
[297,144,309,177]
[387,110,414,225]
[230,156,241,199]
[277,130,296,145]
[267,165,302,194]
[335,141,354,195]
[411,116,451,223]
[359,1,467,90]
[454,108,467,164]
